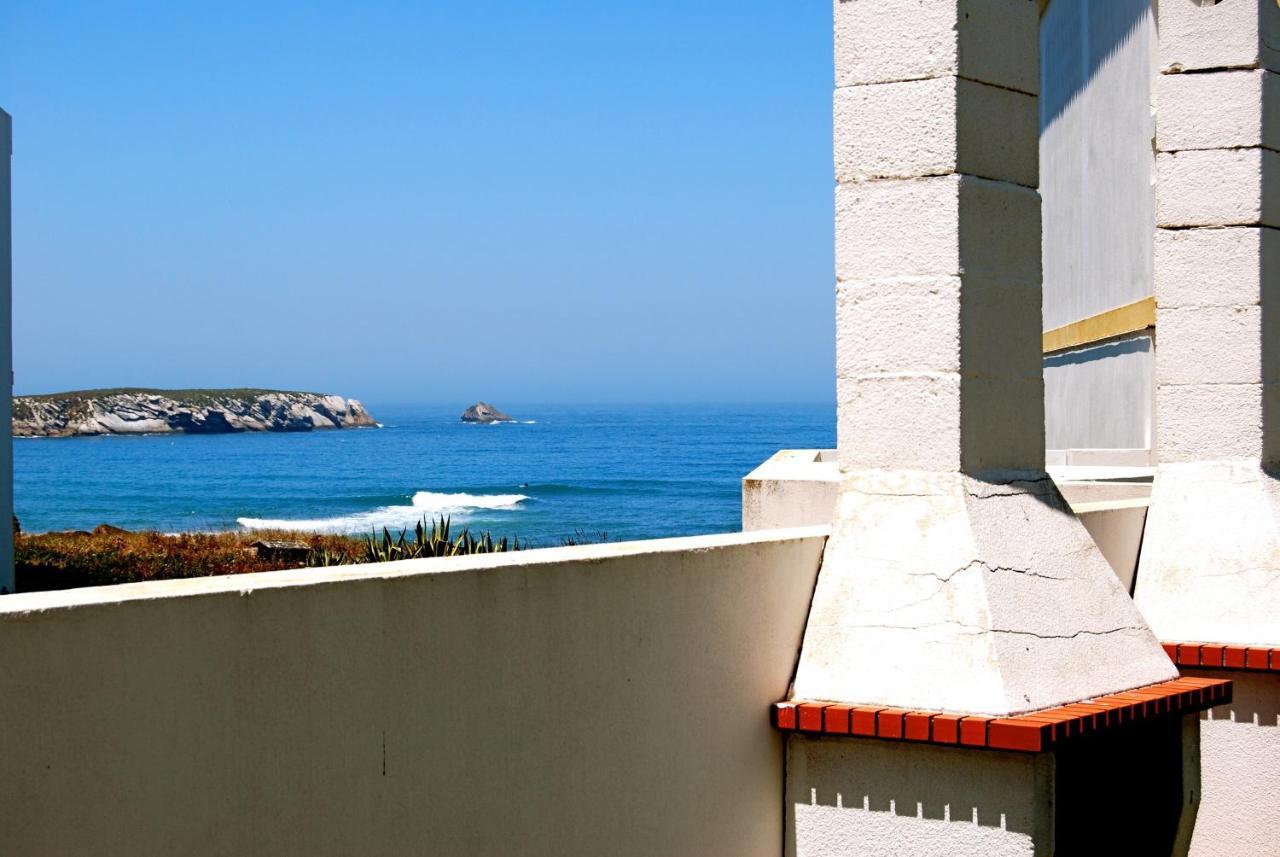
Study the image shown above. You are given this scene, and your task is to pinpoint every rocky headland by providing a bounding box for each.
[12,388,378,437]
[460,402,514,424]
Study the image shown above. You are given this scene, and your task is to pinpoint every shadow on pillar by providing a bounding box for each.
[1262,214,1280,470]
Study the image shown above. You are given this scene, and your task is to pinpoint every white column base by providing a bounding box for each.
[792,470,1175,716]
[1136,460,1280,646]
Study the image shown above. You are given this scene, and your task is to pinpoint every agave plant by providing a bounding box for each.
[362,516,519,563]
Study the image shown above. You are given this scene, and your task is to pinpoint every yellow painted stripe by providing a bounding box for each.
[1042,296,1156,354]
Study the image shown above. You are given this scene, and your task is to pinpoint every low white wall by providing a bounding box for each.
[0,528,827,857]
[1186,669,1280,857]
[743,450,840,531]
[787,714,1199,857]
[787,735,1053,857]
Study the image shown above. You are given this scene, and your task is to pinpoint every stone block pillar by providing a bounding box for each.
[0,110,11,595]
[1136,2,1280,853]
[782,4,1189,854]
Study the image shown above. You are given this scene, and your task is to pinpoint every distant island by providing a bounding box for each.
[12,388,378,437]
[460,402,514,424]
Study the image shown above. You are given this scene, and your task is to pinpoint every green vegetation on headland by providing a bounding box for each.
[18,387,325,404]
[14,516,524,593]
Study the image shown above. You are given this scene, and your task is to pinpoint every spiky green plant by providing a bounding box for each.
[362,516,519,563]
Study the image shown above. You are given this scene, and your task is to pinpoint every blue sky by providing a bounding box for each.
[1,2,834,405]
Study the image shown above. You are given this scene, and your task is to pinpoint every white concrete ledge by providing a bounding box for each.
[0,527,829,856]
[0,527,830,615]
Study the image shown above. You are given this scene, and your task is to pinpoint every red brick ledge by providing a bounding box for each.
[1163,641,1280,673]
[772,677,1231,754]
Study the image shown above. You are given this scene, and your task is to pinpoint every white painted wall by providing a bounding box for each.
[1040,0,1155,328]
[786,736,1054,857]
[1044,333,1153,451]
[786,714,1198,857]
[742,450,839,531]
[1186,670,1280,857]
[0,530,826,856]
[0,109,11,594]
[1040,0,1157,455]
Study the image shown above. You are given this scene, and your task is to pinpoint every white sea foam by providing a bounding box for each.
[236,490,530,534]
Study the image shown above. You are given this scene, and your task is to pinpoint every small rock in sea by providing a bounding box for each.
[460,402,514,424]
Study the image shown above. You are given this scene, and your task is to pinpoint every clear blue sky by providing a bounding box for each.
[1,2,834,405]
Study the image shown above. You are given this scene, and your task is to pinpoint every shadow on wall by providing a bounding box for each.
[787,719,1193,857]
[1190,669,1280,729]
[786,736,1050,855]
[1040,0,1152,130]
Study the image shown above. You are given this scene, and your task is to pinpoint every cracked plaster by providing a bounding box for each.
[792,470,1176,716]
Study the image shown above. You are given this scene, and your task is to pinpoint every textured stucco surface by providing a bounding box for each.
[0,530,826,856]
[742,450,840,531]
[835,175,1044,474]
[1158,0,1280,74]
[1040,0,1155,329]
[787,715,1199,857]
[820,0,1172,723]
[835,76,1037,187]
[1044,334,1153,451]
[1157,69,1280,153]
[834,0,1037,94]
[792,471,1176,715]
[1157,148,1280,229]
[1136,462,1280,646]
[1185,669,1280,857]
[786,735,1052,857]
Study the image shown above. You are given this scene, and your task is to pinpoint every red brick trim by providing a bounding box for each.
[772,677,1231,754]
[1163,641,1280,673]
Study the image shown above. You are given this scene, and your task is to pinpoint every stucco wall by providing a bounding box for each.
[1040,0,1155,329]
[0,109,12,593]
[1040,0,1157,455]
[786,735,1054,857]
[0,529,826,856]
[1043,332,1153,451]
[743,450,839,531]
[1185,669,1280,857]
[786,714,1197,857]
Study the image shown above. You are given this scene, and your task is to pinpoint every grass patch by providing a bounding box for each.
[15,528,365,592]
[13,517,536,593]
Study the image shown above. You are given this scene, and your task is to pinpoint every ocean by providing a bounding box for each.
[13,403,834,544]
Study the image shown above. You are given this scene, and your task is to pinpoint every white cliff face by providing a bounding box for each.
[12,389,378,437]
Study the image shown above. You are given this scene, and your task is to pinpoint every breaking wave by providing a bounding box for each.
[236,490,530,534]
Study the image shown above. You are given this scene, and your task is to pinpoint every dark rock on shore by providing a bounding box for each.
[460,402,514,423]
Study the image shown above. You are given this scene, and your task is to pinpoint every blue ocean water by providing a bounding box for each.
[13,403,834,544]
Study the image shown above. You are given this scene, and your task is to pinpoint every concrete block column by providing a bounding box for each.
[0,110,11,595]
[1136,2,1280,853]
[783,4,1185,854]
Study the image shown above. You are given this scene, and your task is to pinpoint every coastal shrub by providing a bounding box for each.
[360,516,521,563]
[14,528,365,592]
[14,518,523,591]
[559,529,612,547]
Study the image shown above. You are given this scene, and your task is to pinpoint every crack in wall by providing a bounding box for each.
[841,620,1149,640]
